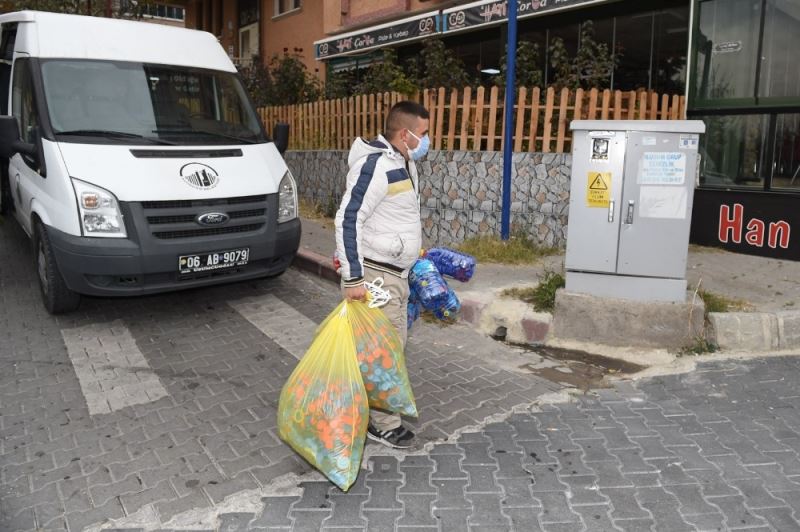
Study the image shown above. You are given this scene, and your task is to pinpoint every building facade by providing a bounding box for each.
[186,0,323,76]
[687,0,800,260]
[183,0,800,260]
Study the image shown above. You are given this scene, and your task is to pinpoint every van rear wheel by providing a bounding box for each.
[0,165,12,215]
[34,222,80,314]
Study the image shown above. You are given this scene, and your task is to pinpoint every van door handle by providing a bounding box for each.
[608,199,615,223]
[625,200,635,224]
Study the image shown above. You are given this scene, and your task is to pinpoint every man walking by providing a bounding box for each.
[334,101,430,449]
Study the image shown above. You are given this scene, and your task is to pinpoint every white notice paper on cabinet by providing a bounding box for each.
[638,186,687,219]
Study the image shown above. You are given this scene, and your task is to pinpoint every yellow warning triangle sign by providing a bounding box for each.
[589,173,608,190]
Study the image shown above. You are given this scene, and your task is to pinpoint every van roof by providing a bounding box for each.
[0,11,236,72]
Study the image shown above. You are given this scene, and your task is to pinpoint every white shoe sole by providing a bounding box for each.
[366,430,414,449]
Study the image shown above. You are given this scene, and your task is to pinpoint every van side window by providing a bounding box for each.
[11,58,40,147]
[0,24,16,115]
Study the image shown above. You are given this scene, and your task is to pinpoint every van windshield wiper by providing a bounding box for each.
[152,127,260,145]
[56,129,175,145]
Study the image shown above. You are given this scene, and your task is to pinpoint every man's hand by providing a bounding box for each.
[344,284,367,301]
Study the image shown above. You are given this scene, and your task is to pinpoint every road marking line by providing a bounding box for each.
[61,320,169,415]
[229,294,317,360]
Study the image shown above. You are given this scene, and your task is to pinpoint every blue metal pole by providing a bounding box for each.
[501,0,518,240]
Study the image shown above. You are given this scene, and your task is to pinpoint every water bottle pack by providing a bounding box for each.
[425,248,476,283]
[408,258,449,310]
[408,249,477,328]
[433,288,461,321]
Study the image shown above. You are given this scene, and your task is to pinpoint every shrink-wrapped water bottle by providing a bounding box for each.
[409,259,449,310]
[425,248,476,282]
[433,288,461,321]
[407,300,420,330]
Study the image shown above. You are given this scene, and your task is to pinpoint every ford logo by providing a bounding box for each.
[196,212,230,226]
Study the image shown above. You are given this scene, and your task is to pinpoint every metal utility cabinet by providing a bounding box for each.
[565,120,706,303]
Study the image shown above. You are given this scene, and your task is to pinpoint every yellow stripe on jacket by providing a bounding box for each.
[387,179,413,196]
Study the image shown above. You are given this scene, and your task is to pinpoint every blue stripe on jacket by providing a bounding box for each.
[343,152,381,279]
[386,168,409,184]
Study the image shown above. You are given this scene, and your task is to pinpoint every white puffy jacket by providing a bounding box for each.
[335,135,422,286]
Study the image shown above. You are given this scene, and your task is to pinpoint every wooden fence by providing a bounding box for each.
[258,85,686,153]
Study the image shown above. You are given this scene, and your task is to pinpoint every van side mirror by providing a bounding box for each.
[0,116,21,158]
[273,123,289,155]
[0,116,37,160]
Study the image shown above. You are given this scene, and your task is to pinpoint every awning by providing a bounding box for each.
[314,11,440,60]
[314,0,617,61]
[442,0,615,34]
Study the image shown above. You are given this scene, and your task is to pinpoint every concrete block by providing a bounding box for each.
[459,296,490,326]
[707,312,779,351]
[776,311,800,349]
[476,296,551,345]
[550,290,704,350]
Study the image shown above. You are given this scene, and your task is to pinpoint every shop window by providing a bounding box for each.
[698,114,768,188]
[652,8,688,94]
[758,0,800,101]
[613,12,653,91]
[545,23,579,87]
[694,0,761,105]
[274,0,300,17]
[770,114,800,190]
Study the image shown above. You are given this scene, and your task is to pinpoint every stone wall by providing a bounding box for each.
[284,150,572,247]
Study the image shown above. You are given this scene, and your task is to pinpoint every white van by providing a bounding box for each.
[0,11,301,314]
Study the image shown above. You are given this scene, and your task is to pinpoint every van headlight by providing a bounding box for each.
[71,178,127,238]
[278,170,297,223]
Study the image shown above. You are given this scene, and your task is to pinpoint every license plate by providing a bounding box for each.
[179,248,249,275]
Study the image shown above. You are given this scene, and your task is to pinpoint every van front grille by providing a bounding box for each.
[147,208,266,225]
[152,223,264,240]
[137,195,269,240]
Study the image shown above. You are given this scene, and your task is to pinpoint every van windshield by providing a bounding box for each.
[40,59,267,145]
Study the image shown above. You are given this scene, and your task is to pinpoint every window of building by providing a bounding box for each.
[693,0,761,106]
[614,12,654,92]
[274,0,300,17]
[771,113,800,190]
[690,0,800,190]
[138,3,185,21]
[758,0,800,101]
[239,0,259,27]
[697,113,768,188]
[651,8,689,94]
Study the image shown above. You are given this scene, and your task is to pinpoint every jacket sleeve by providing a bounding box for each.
[334,153,388,285]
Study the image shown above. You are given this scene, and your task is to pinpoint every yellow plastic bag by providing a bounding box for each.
[277,300,368,491]
[348,301,417,417]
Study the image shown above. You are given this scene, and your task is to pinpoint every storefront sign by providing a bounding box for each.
[690,189,798,260]
[443,0,611,33]
[712,41,742,54]
[315,12,440,60]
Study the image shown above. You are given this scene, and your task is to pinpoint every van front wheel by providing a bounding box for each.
[34,222,80,314]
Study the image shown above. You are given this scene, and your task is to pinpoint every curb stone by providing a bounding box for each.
[708,310,800,351]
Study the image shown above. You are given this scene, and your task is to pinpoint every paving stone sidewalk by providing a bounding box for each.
[206,355,800,532]
[0,219,559,532]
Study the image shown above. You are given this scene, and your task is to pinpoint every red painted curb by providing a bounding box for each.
[292,248,340,284]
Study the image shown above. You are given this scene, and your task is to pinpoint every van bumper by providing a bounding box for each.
[47,218,301,297]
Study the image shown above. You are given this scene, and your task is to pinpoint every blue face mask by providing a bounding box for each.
[406,131,430,161]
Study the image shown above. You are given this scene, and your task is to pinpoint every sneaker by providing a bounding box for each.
[367,423,416,449]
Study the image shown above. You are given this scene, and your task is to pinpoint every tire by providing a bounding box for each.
[0,164,12,215]
[34,222,81,314]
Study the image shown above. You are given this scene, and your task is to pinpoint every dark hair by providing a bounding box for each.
[385,101,429,140]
